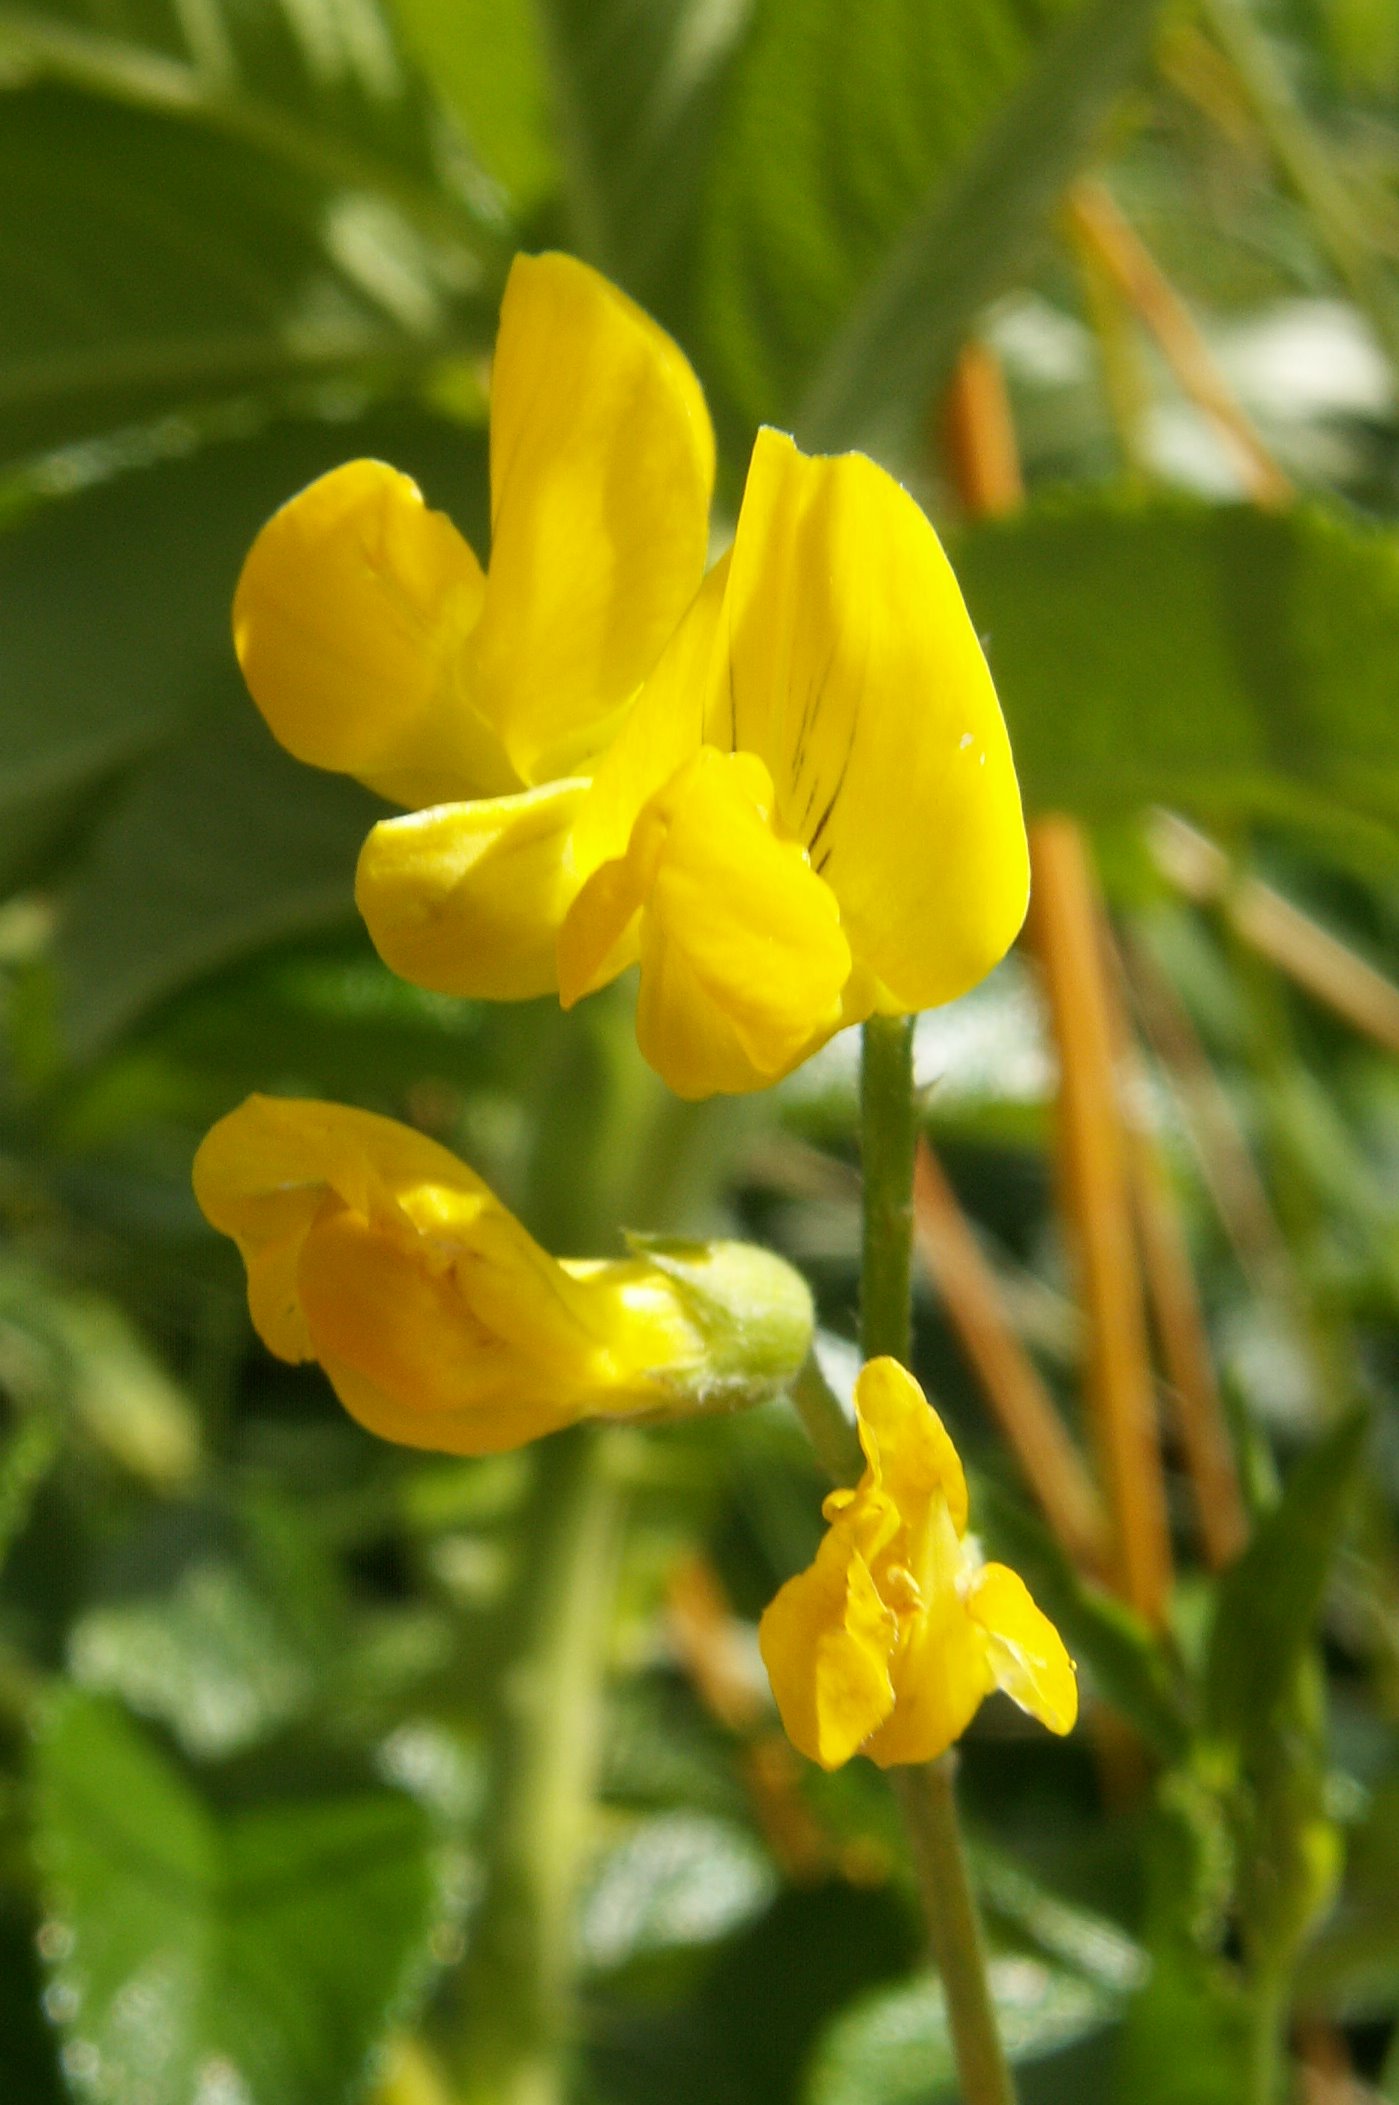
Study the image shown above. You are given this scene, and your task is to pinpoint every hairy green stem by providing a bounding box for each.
[464,1004,743,2102]
[460,1426,625,2105]
[892,1764,1017,2105]
[860,1014,1018,2105]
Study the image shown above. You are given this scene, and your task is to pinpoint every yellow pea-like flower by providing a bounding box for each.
[193,1095,813,1456]
[359,425,1029,1097]
[759,1359,1077,1771]
[233,246,1026,1098]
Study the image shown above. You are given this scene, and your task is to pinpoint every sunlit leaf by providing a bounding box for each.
[958,497,1399,851]
[806,1958,1124,2105]
[33,1690,441,2105]
[579,1811,778,1971]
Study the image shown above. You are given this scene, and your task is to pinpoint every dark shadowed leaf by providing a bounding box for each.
[56,708,382,1056]
[1204,1410,1368,1751]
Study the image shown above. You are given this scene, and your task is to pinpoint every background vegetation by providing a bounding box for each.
[1,0,1398,2099]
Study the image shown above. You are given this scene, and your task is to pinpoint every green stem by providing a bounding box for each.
[1243,1965,1287,2105]
[859,1014,1019,2105]
[465,1005,743,2102]
[859,1014,919,1364]
[892,1764,1017,2105]
[460,1426,625,2105]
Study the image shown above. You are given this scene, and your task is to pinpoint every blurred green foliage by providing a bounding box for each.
[1,0,1398,2101]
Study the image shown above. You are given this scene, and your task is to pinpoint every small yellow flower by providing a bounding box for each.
[759,1358,1076,1770]
[193,1095,812,1456]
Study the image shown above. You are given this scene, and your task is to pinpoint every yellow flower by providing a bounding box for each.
[193,1094,812,1456]
[759,1358,1076,1771]
[233,247,1026,1098]
[358,425,1028,1098]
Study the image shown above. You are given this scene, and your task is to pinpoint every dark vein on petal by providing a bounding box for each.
[792,634,839,796]
[806,722,856,865]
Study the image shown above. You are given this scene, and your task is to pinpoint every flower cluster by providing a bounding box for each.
[197,250,1074,1773]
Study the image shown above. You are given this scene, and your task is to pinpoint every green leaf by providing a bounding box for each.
[388,0,559,210]
[55,707,381,1056]
[1114,1937,1248,2105]
[0,0,498,467]
[974,1849,1148,1995]
[1297,1776,1399,2018]
[1204,1410,1369,1752]
[1115,1784,1249,2105]
[1,0,484,213]
[702,0,1069,428]
[579,1811,778,1972]
[0,1261,200,1486]
[33,1689,441,2105]
[701,0,1168,450]
[805,1959,1124,2105]
[0,409,485,1053]
[536,0,748,300]
[69,1554,313,1759]
[956,497,1399,849]
[977,1480,1190,1762]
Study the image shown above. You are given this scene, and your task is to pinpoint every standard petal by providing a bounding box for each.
[233,460,518,806]
[471,251,716,784]
[630,749,852,1099]
[854,1358,970,1535]
[356,778,590,1000]
[968,1563,1079,1736]
[723,429,1029,1012]
[759,1532,898,1770]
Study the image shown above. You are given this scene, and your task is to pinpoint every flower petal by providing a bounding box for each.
[233,459,517,806]
[723,428,1029,1011]
[193,1093,473,1358]
[568,553,730,882]
[853,1358,969,1534]
[967,1563,1079,1736]
[356,778,589,999]
[471,251,715,785]
[624,749,851,1098]
[298,1207,578,1455]
[759,1531,898,1770]
[555,853,646,1009]
[192,1094,594,1367]
[860,1574,996,1768]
